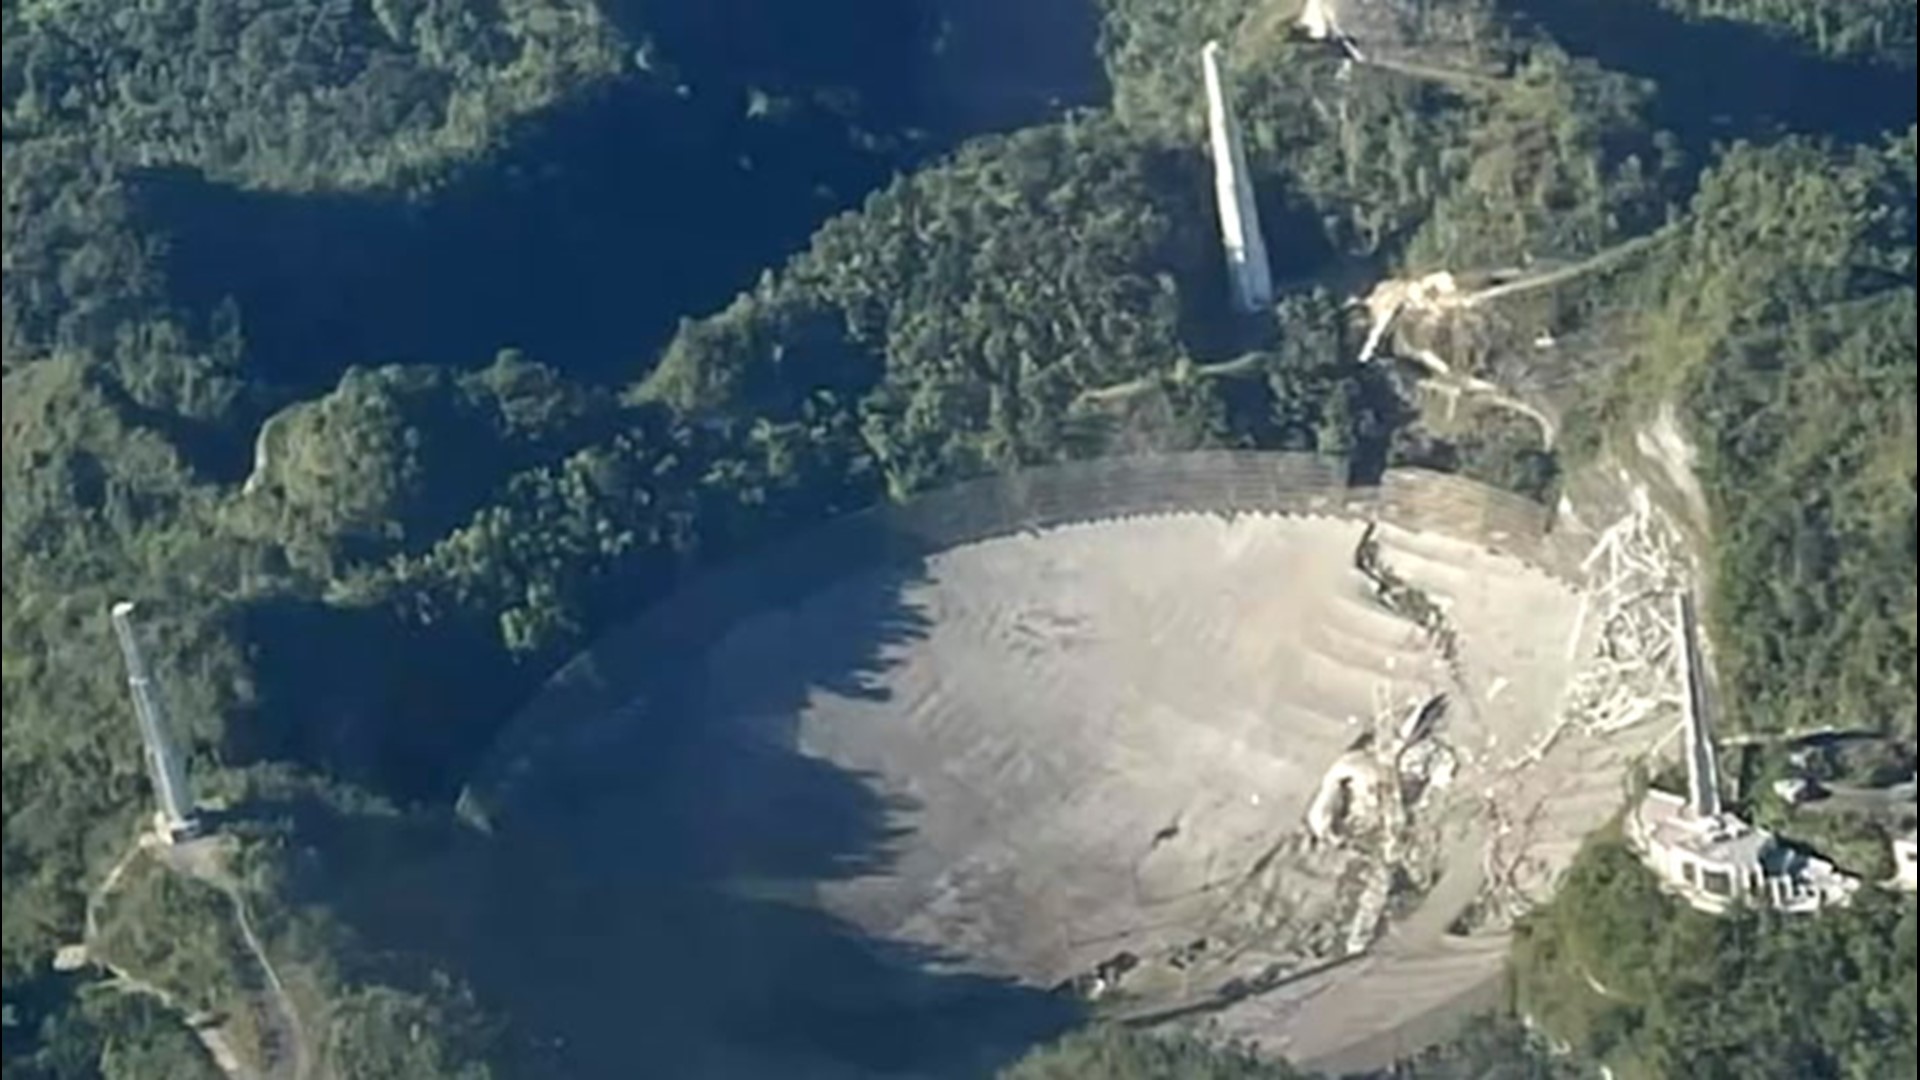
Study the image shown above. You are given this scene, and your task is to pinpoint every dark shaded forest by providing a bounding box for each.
[3,0,1915,1075]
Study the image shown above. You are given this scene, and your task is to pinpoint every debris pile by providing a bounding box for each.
[1356,272,1463,364]
[1478,484,1690,922]
[1557,485,1691,747]
[1355,523,1463,676]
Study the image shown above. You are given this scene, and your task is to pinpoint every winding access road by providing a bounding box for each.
[81,835,313,1080]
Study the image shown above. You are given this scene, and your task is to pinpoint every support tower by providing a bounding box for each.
[110,602,200,844]
[1202,41,1275,314]
[1674,592,1722,820]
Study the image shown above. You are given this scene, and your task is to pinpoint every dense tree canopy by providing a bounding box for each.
[2,0,1913,1073]
[998,1014,1583,1078]
[0,0,625,192]
[8,990,227,1080]
[999,1026,1304,1079]
[1514,835,1918,1079]
[1651,0,1917,65]
[639,118,1223,495]
[1610,132,1919,738]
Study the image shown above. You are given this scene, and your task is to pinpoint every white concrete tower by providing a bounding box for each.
[1675,592,1724,821]
[110,601,200,843]
[1202,41,1275,314]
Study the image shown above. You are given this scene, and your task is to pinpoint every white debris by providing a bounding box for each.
[1307,751,1381,845]
[1297,0,1338,40]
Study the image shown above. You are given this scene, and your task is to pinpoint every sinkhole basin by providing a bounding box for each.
[444,454,1646,1078]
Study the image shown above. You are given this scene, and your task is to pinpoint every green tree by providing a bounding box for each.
[1000,1025,1306,1080]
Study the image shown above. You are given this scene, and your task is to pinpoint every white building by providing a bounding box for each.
[1630,790,1858,914]
[1625,595,1858,914]
[1895,833,1917,893]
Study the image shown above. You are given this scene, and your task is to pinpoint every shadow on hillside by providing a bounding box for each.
[235,600,528,805]
[134,0,1106,394]
[304,558,1080,1078]
[600,0,1109,137]
[134,82,893,390]
[1505,0,1917,151]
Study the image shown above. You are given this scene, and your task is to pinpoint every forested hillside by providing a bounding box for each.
[1646,0,1915,65]
[1660,136,1916,738]
[2,0,1914,1075]
[1000,1027,1305,1079]
[999,1019,1585,1079]
[1514,834,1917,1079]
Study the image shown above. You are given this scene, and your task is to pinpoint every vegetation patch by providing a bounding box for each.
[2,0,1913,1072]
